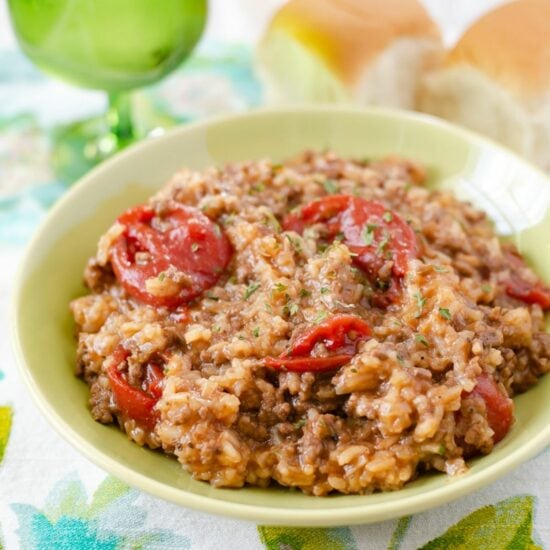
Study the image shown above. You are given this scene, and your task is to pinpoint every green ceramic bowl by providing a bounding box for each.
[12,107,550,526]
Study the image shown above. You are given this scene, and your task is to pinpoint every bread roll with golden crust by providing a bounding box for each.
[257,0,443,109]
[419,0,550,170]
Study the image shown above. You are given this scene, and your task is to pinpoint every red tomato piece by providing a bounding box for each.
[110,203,232,308]
[264,355,354,372]
[469,374,514,444]
[282,196,418,299]
[265,314,370,372]
[339,198,418,279]
[287,314,371,357]
[503,249,550,310]
[106,347,165,430]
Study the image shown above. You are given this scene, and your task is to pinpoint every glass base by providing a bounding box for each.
[51,116,133,183]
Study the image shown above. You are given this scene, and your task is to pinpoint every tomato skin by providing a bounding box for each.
[503,249,550,310]
[282,196,417,303]
[264,355,354,372]
[265,314,370,373]
[106,347,165,431]
[288,314,371,357]
[110,203,232,308]
[505,278,550,310]
[339,198,417,279]
[468,374,514,444]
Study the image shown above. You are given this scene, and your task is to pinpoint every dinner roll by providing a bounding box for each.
[419,0,550,170]
[257,0,443,109]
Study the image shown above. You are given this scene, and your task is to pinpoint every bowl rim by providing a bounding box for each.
[10,105,550,526]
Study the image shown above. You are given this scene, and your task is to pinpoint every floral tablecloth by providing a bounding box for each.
[0,41,549,550]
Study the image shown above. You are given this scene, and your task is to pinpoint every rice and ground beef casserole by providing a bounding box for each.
[70,151,550,496]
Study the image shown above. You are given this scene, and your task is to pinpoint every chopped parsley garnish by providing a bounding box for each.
[396,353,405,364]
[264,302,273,313]
[322,179,339,194]
[212,324,221,333]
[415,334,429,347]
[382,211,393,222]
[350,367,358,373]
[300,288,311,298]
[482,283,492,293]
[312,310,329,324]
[206,293,220,301]
[434,265,448,273]
[414,291,426,318]
[362,223,377,245]
[285,234,303,253]
[376,233,390,255]
[438,308,452,320]
[158,272,166,282]
[253,327,260,338]
[228,275,237,285]
[273,282,288,293]
[263,212,282,232]
[191,242,200,252]
[293,418,307,429]
[320,287,329,294]
[244,282,260,300]
[438,444,446,455]
[250,182,265,193]
[283,302,299,316]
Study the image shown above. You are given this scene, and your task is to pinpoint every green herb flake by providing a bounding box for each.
[212,324,221,333]
[414,291,426,318]
[263,212,282,232]
[376,233,390,255]
[253,327,260,338]
[434,265,449,273]
[482,283,492,293]
[415,334,429,347]
[322,179,339,194]
[191,242,200,252]
[244,282,261,300]
[206,293,220,301]
[158,272,166,282]
[362,223,377,245]
[313,310,329,324]
[293,418,307,429]
[396,353,405,364]
[404,183,412,192]
[320,287,329,294]
[250,182,266,194]
[350,367,358,373]
[439,308,452,320]
[272,163,283,171]
[273,282,288,293]
[299,288,311,299]
[284,302,300,317]
[228,275,237,285]
[438,444,446,455]
[382,211,393,222]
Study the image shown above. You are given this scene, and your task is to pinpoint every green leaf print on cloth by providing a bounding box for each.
[258,526,357,550]
[11,474,190,549]
[420,496,541,549]
[0,406,12,463]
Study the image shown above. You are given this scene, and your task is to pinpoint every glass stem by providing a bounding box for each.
[107,92,135,146]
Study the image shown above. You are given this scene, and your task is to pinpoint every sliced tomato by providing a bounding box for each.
[106,346,165,430]
[265,314,370,372]
[503,249,550,310]
[264,355,354,372]
[288,314,371,356]
[283,195,351,234]
[282,196,417,302]
[110,203,232,308]
[339,198,417,279]
[468,374,514,444]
